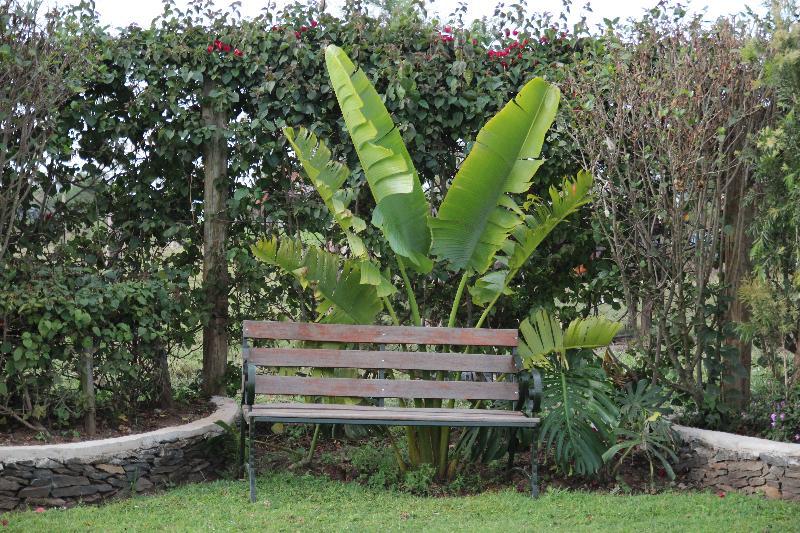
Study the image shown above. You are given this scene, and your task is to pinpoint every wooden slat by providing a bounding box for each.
[243,321,518,347]
[245,405,537,426]
[254,376,519,400]
[247,348,517,373]
[249,402,518,416]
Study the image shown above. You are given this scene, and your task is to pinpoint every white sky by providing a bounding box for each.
[56,0,765,30]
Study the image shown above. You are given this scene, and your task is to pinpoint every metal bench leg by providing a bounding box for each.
[238,411,246,479]
[506,428,518,477]
[530,429,539,498]
[248,420,256,503]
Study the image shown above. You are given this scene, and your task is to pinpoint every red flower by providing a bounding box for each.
[512,30,519,36]
[522,38,529,46]
[234,48,243,57]
[444,25,452,33]
[295,31,301,39]
[472,38,478,45]
[214,39,222,50]
[500,61,508,69]
[717,491,726,498]
[504,28,510,37]
[517,52,522,59]
[310,20,318,27]
[206,45,213,53]
[540,36,549,44]
[222,43,231,52]
[35,508,45,513]
[300,25,308,32]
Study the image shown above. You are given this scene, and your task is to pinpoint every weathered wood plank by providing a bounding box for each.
[245,405,537,426]
[254,376,519,400]
[243,321,518,346]
[249,402,520,416]
[247,348,517,373]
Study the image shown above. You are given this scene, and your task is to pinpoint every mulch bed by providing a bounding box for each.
[0,400,215,446]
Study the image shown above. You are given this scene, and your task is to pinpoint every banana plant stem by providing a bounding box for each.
[396,256,422,327]
[383,296,400,326]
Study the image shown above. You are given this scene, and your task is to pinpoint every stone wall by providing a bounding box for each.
[674,424,800,500]
[0,397,239,512]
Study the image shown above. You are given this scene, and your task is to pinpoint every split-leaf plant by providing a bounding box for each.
[252,44,593,478]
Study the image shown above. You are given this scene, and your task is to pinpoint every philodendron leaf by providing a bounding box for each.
[431,77,560,274]
[518,308,622,369]
[283,126,367,258]
[325,44,432,273]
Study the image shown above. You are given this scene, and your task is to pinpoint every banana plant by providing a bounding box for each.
[518,309,622,476]
[252,44,595,477]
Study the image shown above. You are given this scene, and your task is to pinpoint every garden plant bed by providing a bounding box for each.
[251,428,678,497]
[0,397,238,512]
[0,400,215,446]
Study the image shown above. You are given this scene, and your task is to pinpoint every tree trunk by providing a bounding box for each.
[201,77,229,396]
[80,348,96,437]
[155,343,174,409]
[720,166,753,410]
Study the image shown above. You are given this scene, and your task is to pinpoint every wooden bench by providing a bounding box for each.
[238,320,542,502]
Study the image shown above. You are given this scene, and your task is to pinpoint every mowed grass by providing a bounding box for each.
[5,473,799,532]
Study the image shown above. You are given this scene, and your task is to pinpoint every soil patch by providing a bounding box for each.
[0,400,215,446]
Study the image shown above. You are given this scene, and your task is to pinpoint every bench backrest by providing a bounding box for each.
[242,321,520,402]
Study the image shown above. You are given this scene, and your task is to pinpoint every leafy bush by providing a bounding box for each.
[603,380,678,481]
[350,444,402,489]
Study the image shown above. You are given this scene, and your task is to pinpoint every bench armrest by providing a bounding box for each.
[518,368,543,416]
[243,362,256,407]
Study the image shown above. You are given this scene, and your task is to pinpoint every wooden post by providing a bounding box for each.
[201,76,229,396]
[81,348,96,437]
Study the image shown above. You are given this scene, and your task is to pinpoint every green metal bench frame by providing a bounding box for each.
[238,320,542,501]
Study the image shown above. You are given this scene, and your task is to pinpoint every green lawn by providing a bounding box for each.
[4,473,799,532]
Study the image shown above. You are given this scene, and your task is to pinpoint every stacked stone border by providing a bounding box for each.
[674,424,800,500]
[0,396,239,512]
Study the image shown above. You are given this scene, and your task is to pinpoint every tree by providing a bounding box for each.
[566,6,773,414]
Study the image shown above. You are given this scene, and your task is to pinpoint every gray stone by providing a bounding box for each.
[133,477,153,492]
[18,485,52,498]
[150,465,180,474]
[784,467,800,479]
[33,459,63,469]
[759,454,789,467]
[729,460,764,472]
[106,477,128,488]
[0,497,18,510]
[123,462,150,473]
[748,477,766,487]
[23,497,66,507]
[94,483,114,493]
[51,475,90,488]
[96,464,125,475]
[51,484,99,498]
[29,477,53,488]
[0,478,21,491]
[33,469,54,479]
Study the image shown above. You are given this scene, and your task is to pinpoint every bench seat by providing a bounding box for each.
[246,403,540,427]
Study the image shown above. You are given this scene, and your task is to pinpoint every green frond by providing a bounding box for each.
[283,126,367,258]
[325,45,432,273]
[252,236,383,324]
[430,77,560,274]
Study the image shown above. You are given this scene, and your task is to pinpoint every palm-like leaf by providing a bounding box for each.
[430,77,560,274]
[325,45,432,273]
[540,354,618,476]
[468,171,593,306]
[518,308,622,368]
[283,126,367,257]
[252,236,383,324]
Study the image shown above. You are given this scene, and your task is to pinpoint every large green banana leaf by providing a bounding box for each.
[283,126,368,258]
[518,308,622,369]
[325,44,432,273]
[469,171,593,306]
[252,236,383,324]
[430,77,560,274]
